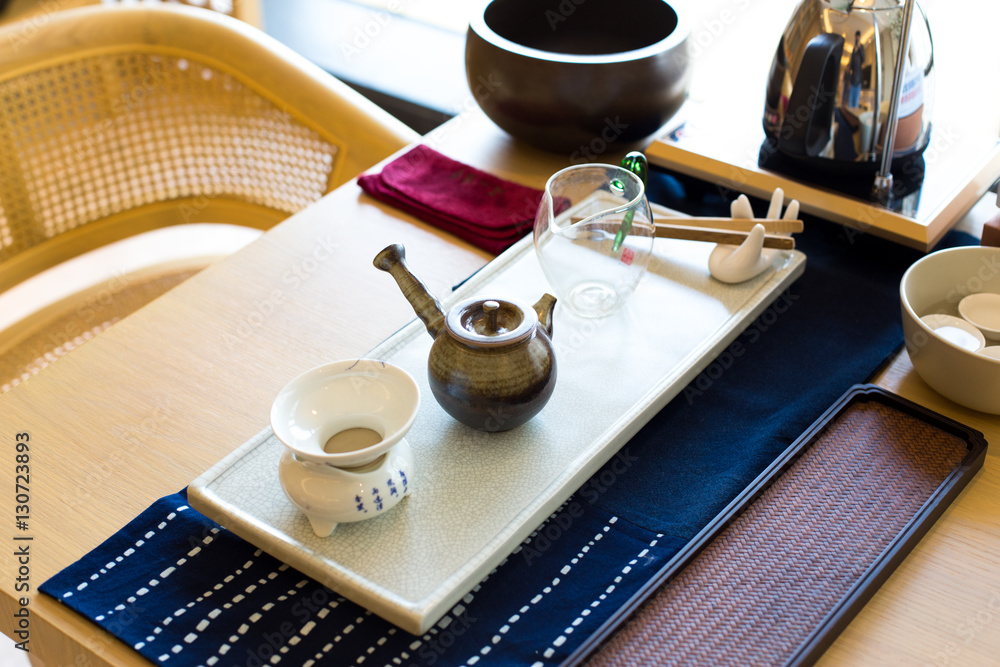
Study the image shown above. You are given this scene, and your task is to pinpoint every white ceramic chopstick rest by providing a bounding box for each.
[709,190,799,284]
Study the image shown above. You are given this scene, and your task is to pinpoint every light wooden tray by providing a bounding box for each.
[644,97,1000,252]
[189,233,806,634]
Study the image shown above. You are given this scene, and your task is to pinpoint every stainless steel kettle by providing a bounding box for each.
[761,0,934,198]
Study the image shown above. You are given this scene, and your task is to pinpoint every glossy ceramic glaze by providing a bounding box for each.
[708,190,799,284]
[900,246,1000,414]
[278,440,414,538]
[270,359,420,536]
[920,314,985,352]
[429,296,557,431]
[374,243,558,431]
[465,0,691,153]
[959,292,1000,341]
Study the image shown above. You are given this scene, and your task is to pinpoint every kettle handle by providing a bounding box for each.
[779,33,844,159]
[916,1,933,76]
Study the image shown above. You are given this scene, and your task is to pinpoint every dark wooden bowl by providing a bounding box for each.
[465,0,691,155]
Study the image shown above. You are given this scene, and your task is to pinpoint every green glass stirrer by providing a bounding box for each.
[611,151,648,253]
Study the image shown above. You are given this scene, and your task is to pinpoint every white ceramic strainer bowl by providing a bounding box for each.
[270,359,420,467]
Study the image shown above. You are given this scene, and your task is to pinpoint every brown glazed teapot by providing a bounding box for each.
[374,244,557,432]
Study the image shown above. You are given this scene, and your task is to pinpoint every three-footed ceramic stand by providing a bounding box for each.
[278,440,414,537]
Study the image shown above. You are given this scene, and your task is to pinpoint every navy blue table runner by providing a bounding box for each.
[41,171,975,666]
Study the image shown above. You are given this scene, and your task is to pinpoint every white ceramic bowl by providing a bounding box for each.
[270,359,420,467]
[959,292,1000,341]
[919,313,985,352]
[900,246,1000,414]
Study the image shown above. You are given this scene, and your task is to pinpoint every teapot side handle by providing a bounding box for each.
[533,293,557,339]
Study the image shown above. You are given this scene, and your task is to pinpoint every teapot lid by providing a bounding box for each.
[445,297,537,347]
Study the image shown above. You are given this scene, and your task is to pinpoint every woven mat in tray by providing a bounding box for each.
[582,387,984,667]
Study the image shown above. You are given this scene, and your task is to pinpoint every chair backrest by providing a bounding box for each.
[0,4,419,294]
[1,0,263,32]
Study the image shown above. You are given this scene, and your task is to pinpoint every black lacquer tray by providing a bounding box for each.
[564,384,988,666]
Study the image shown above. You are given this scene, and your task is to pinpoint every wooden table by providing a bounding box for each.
[1,107,999,666]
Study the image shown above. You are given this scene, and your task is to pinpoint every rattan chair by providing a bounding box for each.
[0,0,263,29]
[0,4,420,393]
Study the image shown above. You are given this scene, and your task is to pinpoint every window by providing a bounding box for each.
[263,0,471,133]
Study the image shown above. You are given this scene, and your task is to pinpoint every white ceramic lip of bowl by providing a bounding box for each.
[270,359,420,467]
[900,246,1000,414]
[959,292,1000,341]
[919,313,986,352]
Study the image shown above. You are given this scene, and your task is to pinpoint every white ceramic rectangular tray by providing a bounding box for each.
[189,230,806,635]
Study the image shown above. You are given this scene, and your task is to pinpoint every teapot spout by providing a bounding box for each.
[533,293,557,339]
[373,244,446,339]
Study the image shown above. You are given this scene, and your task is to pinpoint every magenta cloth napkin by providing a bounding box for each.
[358,145,548,254]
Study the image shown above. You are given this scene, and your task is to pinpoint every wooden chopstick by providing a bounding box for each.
[571,216,802,234]
[567,214,798,249]
[656,217,804,234]
[569,216,801,235]
[647,202,804,234]
[654,223,796,250]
